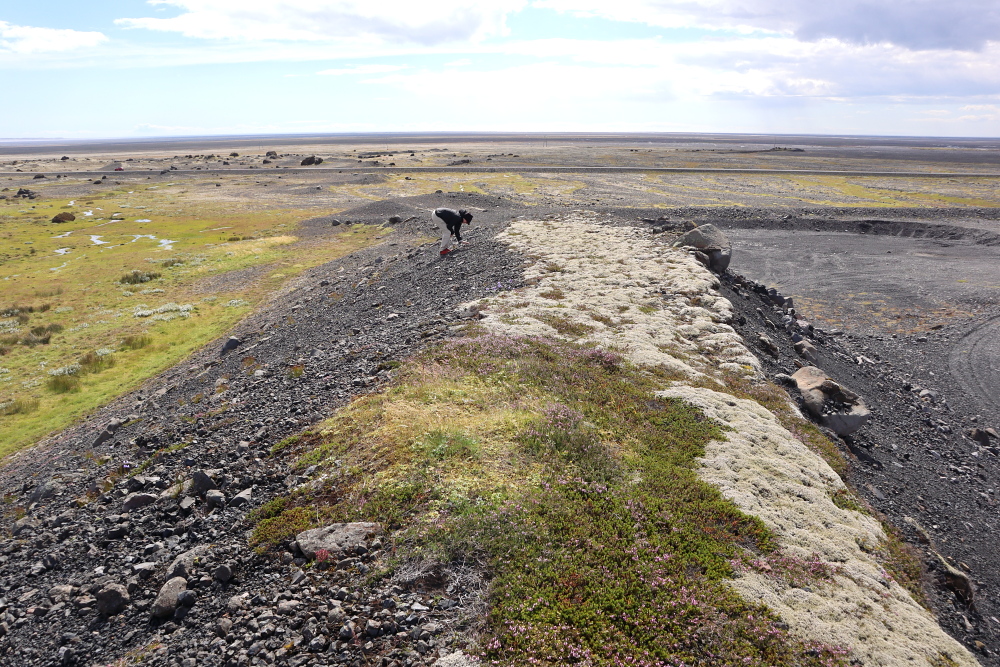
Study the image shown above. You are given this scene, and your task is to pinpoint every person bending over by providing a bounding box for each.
[432,207,473,256]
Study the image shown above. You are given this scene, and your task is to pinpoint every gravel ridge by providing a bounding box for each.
[0,197,997,666]
[0,192,524,667]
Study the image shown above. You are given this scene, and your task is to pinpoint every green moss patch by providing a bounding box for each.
[258,332,851,666]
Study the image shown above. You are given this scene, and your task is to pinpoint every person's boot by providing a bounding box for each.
[440,248,451,256]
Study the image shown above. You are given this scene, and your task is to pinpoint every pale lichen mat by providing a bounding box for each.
[483,212,758,378]
[473,212,978,667]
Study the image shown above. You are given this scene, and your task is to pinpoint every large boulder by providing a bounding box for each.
[151,577,187,618]
[166,544,210,580]
[672,224,732,271]
[300,155,324,166]
[51,212,76,223]
[791,366,871,436]
[28,480,64,504]
[191,469,219,496]
[95,584,130,615]
[295,522,382,560]
[123,492,157,512]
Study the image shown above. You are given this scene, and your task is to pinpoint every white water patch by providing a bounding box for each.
[50,262,68,272]
[477,212,756,378]
[89,235,108,245]
[129,234,157,243]
[158,239,177,250]
[52,231,73,239]
[662,385,978,667]
[68,200,75,205]
[54,248,71,255]
[82,211,93,216]
[135,219,152,223]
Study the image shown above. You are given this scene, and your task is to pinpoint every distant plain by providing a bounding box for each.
[2,132,999,453]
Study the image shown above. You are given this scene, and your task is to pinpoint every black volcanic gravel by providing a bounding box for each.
[0,199,998,666]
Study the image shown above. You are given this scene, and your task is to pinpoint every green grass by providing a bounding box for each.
[415,428,480,461]
[254,332,851,666]
[0,184,389,456]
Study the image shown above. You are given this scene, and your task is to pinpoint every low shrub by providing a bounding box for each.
[0,305,33,318]
[80,350,116,373]
[47,375,80,393]
[263,333,854,665]
[20,332,51,346]
[30,323,62,337]
[535,313,595,337]
[250,505,316,551]
[118,270,161,285]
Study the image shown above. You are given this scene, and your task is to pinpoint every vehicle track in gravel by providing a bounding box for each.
[949,315,1000,416]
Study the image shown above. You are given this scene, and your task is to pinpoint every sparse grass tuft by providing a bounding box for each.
[47,375,80,393]
[118,270,161,285]
[535,313,595,337]
[414,429,479,461]
[80,350,116,374]
[121,334,153,350]
[0,398,39,416]
[588,312,615,326]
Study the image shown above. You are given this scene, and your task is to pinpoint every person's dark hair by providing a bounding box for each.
[459,209,473,223]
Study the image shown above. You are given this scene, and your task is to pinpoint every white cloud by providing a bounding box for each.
[116,0,527,44]
[317,64,407,75]
[534,0,1000,51]
[494,37,1000,100]
[360,61,667,106]
[0,21,107,54]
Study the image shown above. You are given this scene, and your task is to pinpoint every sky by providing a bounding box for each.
[1,0,998,139]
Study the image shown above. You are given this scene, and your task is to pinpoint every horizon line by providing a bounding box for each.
[1,130,999,146]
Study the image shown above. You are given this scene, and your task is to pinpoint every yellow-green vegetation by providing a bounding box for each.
[328,172,586,203]
[0,184,388,455]
[254,332,851,666]
[642,173,1000,208]
[781,176,1000,208]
